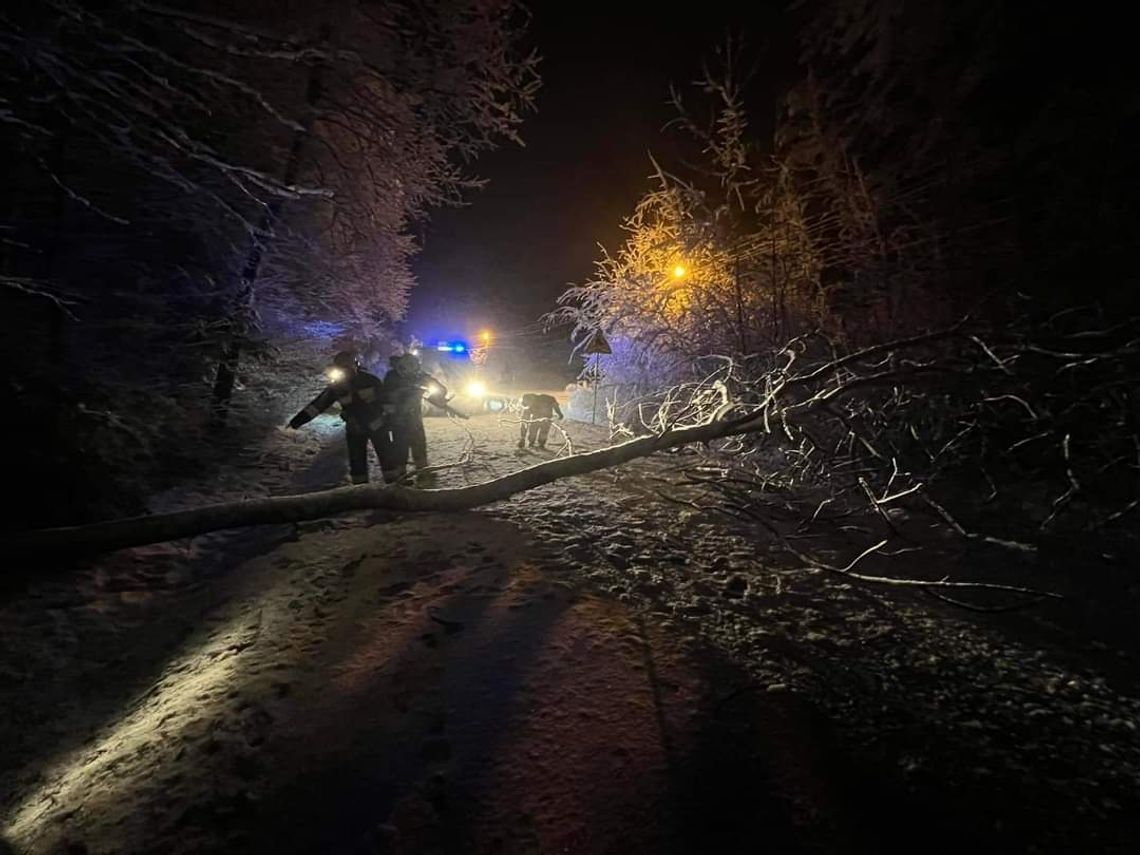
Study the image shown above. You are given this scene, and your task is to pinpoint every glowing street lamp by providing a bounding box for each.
[672,264,687,279]
[480,330,493,344]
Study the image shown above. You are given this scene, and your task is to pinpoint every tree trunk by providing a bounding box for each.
[11,414,764,559]
[14,325,965,560]
[210,27,329,426]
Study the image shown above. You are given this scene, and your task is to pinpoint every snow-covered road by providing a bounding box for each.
[2,414,1139,853]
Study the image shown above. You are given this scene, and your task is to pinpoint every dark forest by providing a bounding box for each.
[2,2,1138,853]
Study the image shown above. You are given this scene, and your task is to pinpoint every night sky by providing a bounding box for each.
[405,1,795,360]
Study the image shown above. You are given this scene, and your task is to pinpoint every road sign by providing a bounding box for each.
[589,352,606,425]
[581,330,612,355]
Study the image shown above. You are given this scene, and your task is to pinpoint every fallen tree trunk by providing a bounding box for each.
[11,414,758,558]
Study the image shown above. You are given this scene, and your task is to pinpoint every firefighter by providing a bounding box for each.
[518,393,564,449]
[383,352,436,481]
[287,351,396,485]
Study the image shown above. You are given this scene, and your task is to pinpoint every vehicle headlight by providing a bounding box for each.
[465,380,486,398]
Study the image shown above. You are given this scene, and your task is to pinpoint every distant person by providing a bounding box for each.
[384,353,438,481]
[518,393,564,449]
[287,351,395,485]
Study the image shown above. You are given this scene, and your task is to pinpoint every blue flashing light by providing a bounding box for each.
[434,340,469,354]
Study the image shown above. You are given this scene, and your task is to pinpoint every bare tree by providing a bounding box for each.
[0,0,539,526]
[26,314,1136,615]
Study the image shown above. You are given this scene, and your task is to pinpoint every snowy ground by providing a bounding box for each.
[2,413,1139,853]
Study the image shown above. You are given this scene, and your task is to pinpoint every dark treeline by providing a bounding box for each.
[556,1,1138,366]
[3,0,1137,539]
[552,1,1138,557]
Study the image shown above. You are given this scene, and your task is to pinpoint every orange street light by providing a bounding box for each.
[672,264,687,279]
[480,329,492,344]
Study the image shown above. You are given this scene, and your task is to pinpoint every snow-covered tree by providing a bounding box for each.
[0,0,538,524]
[549,49,829,387]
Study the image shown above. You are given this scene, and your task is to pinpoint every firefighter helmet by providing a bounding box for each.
[332,350,360,370]
[396,352,422,373]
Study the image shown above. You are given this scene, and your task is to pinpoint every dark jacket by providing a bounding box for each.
[383,368,433,423]
[521,393,563,420]
[289,370,389,433]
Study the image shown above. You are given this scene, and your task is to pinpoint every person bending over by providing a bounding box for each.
[518,393,564,450]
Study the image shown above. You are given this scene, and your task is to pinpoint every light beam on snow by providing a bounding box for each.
[2,608,264,846]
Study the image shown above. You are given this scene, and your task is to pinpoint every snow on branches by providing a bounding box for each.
[0,0,538,521]
[596,308,1139,606]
